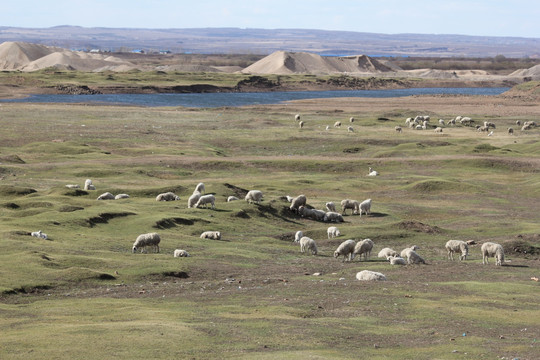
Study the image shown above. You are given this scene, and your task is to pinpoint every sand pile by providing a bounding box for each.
[509,64,540,79]
[242,51,393,75]
[0,41,134,72]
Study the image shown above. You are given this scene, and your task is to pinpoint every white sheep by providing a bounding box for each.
[356,270,386,281]
[84,179,96,190]
[438,119,445,126]
[188,192,201,208]
[359,198,372,216]
[200,231,221,240]
[195,194,216,209]
[334,239,356,261]
[173,249,190,257]
[299,206,326,221]
[388,256,406,265]
[324,211,344,223]
[31,230,48,240]
[299,120,305,129]
[350,117,355,123]
[406,250,426,264]
[156,192,180,201]
[368,167,379,176]
[325,125,330,130]
[400,245,419,258]
[445,240,469,261]
[327,226,341,239]
[97,192,115,200]
[347,126,354,132]
[289,194,307,212]
[294,230,303,243]
[334,121,342,127]
[132,233,161,253]
[507,127,514,135]
[227,196,239,202]
[353,238,374,261]
[378,248,398,259]
[325,202,336,212]
[295,114,301,121]
[285,195,294,203]
[245,190,264,204]
[194,182,205,194]
[340,199,359,215]
[299,236,318,255]
[481,242,505,265]
[65,184,80,189]
[114,193,130,200]
[434,127,443,133]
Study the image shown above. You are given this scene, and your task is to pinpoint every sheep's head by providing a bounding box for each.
[132,246,138,253]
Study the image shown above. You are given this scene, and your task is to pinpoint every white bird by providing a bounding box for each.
[488,131,494,136]
[368,167,379,176]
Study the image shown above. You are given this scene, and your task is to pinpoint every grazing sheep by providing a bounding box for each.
[97,192,115,200]
[187,192,201,208]
[289,194,307,212]
[406,250,426,264]
[245,190,264,204]
[445,240,469,261]
[323,211,344,223]
[65,184,80,189]
[477,125,489,132]
[356,270,386,281]
[522,124,534,131]
[516,120,521,126]
[438,119,445,125]
[294,231,303,243]
[84,179,95,190]
[507,127,514,135]
[299,236,318,255]
[195,194,216,209]
[114,193,130,200]
[327,226,341,239]
[298,206,325,221]
[325,125,330,130]
[156,192,180,201]
[395,126,403,133]
[334,239,356,262]
[325,202,336,212]
[299,120,304,129]
[388,256,407,265]
[523,121,536,127]
[347,126,354,132]
[460,117,473,125]
[353,238,374,261]
[227,196,239,202]
[484,121,496,129]
[434,127,443,133]
[194,182,205,194]
[285,195,294,203]
[31,230,48,240]
[368,167,379,176]
[481,242,505,265]
[200,231,221,240]
[334,121,342,127]
[359,198,372,216]
[295,114,301,121]
[400,245,419,258]
[350,117,355,123]
[173,249,190,258]
[447,118,456,126]
[378,248,398,259]
[132,233,161,253]
[341,199,359,215]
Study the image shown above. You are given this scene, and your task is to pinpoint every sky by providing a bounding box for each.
[1,0,539,38]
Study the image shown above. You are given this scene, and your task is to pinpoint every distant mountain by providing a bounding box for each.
[0,26,539,58]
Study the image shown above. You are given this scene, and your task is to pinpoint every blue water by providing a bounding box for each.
[0,87,509,108]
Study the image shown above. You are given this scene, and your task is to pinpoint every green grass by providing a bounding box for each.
[0,99,538,359]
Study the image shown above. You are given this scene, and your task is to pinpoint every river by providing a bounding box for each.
[0,87,509,108]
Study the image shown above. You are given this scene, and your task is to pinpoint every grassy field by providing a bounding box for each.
[0,97,539,359]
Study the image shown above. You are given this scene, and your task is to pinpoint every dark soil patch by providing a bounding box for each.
[0,185,36,196]
[154,217,203,229]
[231,210,250,219]
[343,147,364,153]
[0,154,25,164]
[86,212,136,227]
[3,202,20,209]
[395,220,442,234]
[274,232,296,242]
[59,205,84,212]
[97,273,117,280]
[223,183,249,198]
[162,271,189,279]
[64,189,89,197]
[504,238,540,256]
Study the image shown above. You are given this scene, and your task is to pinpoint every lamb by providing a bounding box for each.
[194,182,205,194]
[327,226,341,239]
[347,126,354,132]
[484,121,496,129]
[295,114,301,121]
[378,247,398,259]
[173,249,190,257]
[356,270,386,281]
[114,193,130,200]
[400,245,419,258]
[200,231,221,240]
[341,199,359,215]
[299,236,318,255]
[299,121,304,129]
[294,230,303,243]
[350,117,355,123]
[507,127,514,135]
[353,238,374,261]
[323,211,344,223]
[406,250,426,264]
[289,194,307,212]
[460,117,473,125]
[97,192,115,200]
[31,230,48,240]
[481,242,505,265]
[325,202,336,212]
[368,167,379,176]
[388,256,407,265]
[132,233,161,253]
[438,119,445,126]
[227,196,239,202]
[359,198,372,216]
[445,240,469,261]
[187,192,201,208]
[84,179,96,190]
[156,192,180,201]
[334,121,342,127]
[245,190,264,204]
[334,239,356,262]
[516,120,521,126]
[395,126,403,133]
[195,194,216,209]
[434,127,443,133]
